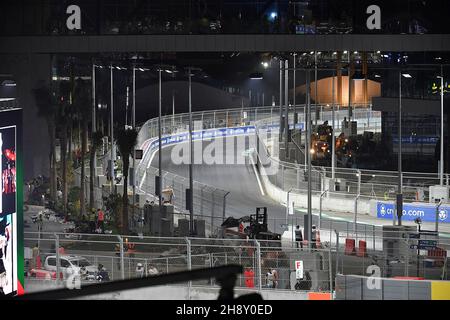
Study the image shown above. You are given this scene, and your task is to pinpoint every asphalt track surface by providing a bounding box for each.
[150,135,291,233]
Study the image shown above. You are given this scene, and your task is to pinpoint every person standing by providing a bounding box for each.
[135,263,145,278]
[89,209,96,233]
[311,225,317,250]
[266,268,278,289]
[244,267,255,288]
[295,225,303,249]
[97,209,105,233]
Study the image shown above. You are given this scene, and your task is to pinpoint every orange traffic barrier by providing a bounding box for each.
[357,240,367,257]
[308,292,332,300]
[345,239,356,255]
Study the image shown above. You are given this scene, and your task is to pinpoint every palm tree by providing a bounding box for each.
[89,131,104,212]
[56,81,71,219]
[33,85,58,204]
[73,79,91,218]
[115,128,138,234]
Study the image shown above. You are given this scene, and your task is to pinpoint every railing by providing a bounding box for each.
[23,231,450,297]
[252,107,449,203]
[134,103,449,232]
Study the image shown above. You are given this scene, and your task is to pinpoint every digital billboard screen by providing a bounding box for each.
[0,108,22,297]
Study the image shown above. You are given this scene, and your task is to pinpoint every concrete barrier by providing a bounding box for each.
[24,279,310,300]
[335,274,450,300]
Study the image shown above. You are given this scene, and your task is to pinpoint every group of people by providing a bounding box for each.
[295,225,319,249]
[83,208,105,233]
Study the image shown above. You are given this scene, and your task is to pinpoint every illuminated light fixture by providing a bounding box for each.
[270,12,277,20]
[376,51,381,54]
[402,73,412,78]
[435,57,442,60]
[343,50,348,54]
[249,72,263,80]
[374,74,381,78]
[333,52,337,55]
[302,53,307,56]
[310,51,314,55]
[354,51,358,54]
[310,148,315,154]
[317,51,322,55]
[261,62,269,68]
[1,80,16,87]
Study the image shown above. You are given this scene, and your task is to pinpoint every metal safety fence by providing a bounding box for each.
[23,232,450,297]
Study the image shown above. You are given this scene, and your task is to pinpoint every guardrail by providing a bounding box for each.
[137,102,447,204]
[131,103,449,233]
[23,231,450,298]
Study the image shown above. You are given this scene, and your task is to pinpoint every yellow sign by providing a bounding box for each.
[431,281,450,300]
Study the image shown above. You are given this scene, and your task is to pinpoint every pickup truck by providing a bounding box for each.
[29,255,98,280]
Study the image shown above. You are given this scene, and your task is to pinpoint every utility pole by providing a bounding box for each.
[306,68,312,249]
[109,64,115,193]
[132,66,136,232]
[293,53,297,125]
[332,70,336,182]
[92,63,97,181]
[439,65,445,186]
[397,70,403,226]
[158,69,163,210]
[279,60,284,142]
[284,59,289,159]
[188,68,194,235]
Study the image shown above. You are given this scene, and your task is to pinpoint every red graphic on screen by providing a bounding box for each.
[2,149,15,195]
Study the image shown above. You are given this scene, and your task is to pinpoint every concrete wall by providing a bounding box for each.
[24,279,309,300]
[335,274,445,300]
[256,153,372,216]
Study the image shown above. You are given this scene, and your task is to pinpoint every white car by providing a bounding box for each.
[44,255,98,278]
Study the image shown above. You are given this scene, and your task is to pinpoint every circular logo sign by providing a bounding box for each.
[380,205,386,216]
[439,209,448,221]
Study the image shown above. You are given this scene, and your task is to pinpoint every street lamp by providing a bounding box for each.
[437,68,444,186]
[185,66,202,235]
[131,66,149,232]
[306,67,313,249]
[279,60,284,142]
[91,63,101,181]
[109,63,115,193]
[397,71,413,226]
[108,63,128,193]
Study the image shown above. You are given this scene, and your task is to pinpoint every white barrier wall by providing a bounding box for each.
[24,280,309,300]
[256,155,372,215]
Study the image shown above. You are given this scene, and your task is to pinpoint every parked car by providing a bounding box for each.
[44,255,98,279]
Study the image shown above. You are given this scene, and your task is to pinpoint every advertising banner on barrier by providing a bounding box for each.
[140,123,306,155]
[376,201,450,223]
[146,126,257,152]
